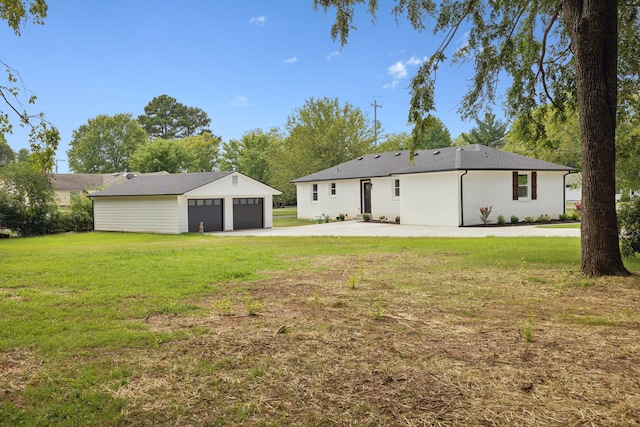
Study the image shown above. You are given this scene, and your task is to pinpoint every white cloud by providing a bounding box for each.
[230,95,250,107]
[250,16,266,26]
[383,81,399,90]
[282,56,298,64]
[326,50,340,61]
[406,55,424,66]
[388,61,407,79]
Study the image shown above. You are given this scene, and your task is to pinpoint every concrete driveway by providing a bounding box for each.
[222,221,581,238]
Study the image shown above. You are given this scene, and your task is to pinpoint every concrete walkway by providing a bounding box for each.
[221,221,581,238]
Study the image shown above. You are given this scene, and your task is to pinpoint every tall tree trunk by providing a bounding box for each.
[563,0,629,276]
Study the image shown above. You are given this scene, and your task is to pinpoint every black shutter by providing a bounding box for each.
[531,171,537,200]
[512,171,519,200]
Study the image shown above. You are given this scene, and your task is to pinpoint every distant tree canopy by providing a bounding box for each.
[67,114,148,173]
[0,135,15,166]
[504,105,581,170]
[219,128,282,184]
[462,112,508,148]
[138,95,212,140]
[270,97,374,203]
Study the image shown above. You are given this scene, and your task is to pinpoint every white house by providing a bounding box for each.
[90,171,281,234]
[292,144,575,227]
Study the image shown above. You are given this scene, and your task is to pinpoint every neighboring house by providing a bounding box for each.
[90,171,281,234]
[292,144,575,227]
[51,172,156,207]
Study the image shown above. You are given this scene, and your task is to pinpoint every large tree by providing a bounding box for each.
[314,0,637,276]
[138,95,211,140]
[129,139,195,174]
[0,134,15,166]
[179,131,221,172]
[219,128,283,183]
[1,0,59,172]
[271,97,374,203]
[67,114,148,173]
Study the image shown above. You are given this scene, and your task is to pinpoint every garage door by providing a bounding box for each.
[233,198,263,230]
[188,199,223,232]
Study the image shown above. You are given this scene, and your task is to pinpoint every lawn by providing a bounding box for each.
[1,232,639,426]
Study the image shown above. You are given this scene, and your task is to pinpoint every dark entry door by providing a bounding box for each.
[188,199,223,232]
[362,181,372,214]
[233,198,264,230]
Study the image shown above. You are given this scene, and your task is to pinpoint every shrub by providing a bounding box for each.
[524,216,535,224]
[559,213,568,221]
[496,215,505,225]
[536,214,552,223]
[510,215,519,224]
[620,193,631,203]
[618,199,640,257]
[339,213,345,221]
[479,206,492,224]
[362,213,371,222]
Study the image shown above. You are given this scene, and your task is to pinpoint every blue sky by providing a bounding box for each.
[3,1,480,173]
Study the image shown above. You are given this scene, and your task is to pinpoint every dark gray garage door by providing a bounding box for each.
[233,198,263,230]
[188,199,223,232]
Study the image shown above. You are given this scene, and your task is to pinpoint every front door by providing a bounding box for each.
[361,180,372,214]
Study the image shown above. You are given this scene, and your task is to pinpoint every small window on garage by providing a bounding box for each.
[188,200,196,206]
[197,199,204,206]
[330,183,336,196]
[312,184,318,202]
[205,199,213,205]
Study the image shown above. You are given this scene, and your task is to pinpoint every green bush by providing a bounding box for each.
[536,214,552,223]
[524,216,535,224]
[618,199,640,257]
[510,215,519,224]
[362,213,371,222]
[496,215,505,225]
[620,193,631,203]
[559,213,568,221]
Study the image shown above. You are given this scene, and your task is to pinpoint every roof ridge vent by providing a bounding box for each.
[394,152,401,156]
[374,154,381,158]
[357,156,363,160]
[456,148,464,151]
[433,150,440,155]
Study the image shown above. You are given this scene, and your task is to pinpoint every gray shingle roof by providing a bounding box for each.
[90,171,234,197]
[292,144,574,183]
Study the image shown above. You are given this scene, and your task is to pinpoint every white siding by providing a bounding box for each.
[370,177,400,221]
[185,173,279,230]
[93,196,181,234]
[461,170,568,225]
[296,180,361,220]
[400,172,461,226]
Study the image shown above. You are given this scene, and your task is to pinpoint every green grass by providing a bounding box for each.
[272,206,297,217]
[1,232,639,426]
[538,223,581,228]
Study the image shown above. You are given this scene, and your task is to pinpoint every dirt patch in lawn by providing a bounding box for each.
[118,253,640,426]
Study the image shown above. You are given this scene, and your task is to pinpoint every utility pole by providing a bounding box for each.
[371,97,382,147]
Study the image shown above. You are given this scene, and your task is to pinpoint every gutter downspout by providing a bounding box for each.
[459,170,468,226]
[563,172,571,214]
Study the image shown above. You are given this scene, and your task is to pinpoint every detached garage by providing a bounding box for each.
[90,171,281,234]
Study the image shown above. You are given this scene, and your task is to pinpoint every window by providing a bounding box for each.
[512,171,537,200]
[330,183,336,196]
[518,174,528,198]
[394,179,400,198]
[312,184,318,202]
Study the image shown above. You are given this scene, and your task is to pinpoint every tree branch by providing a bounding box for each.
[538,1,564,109]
